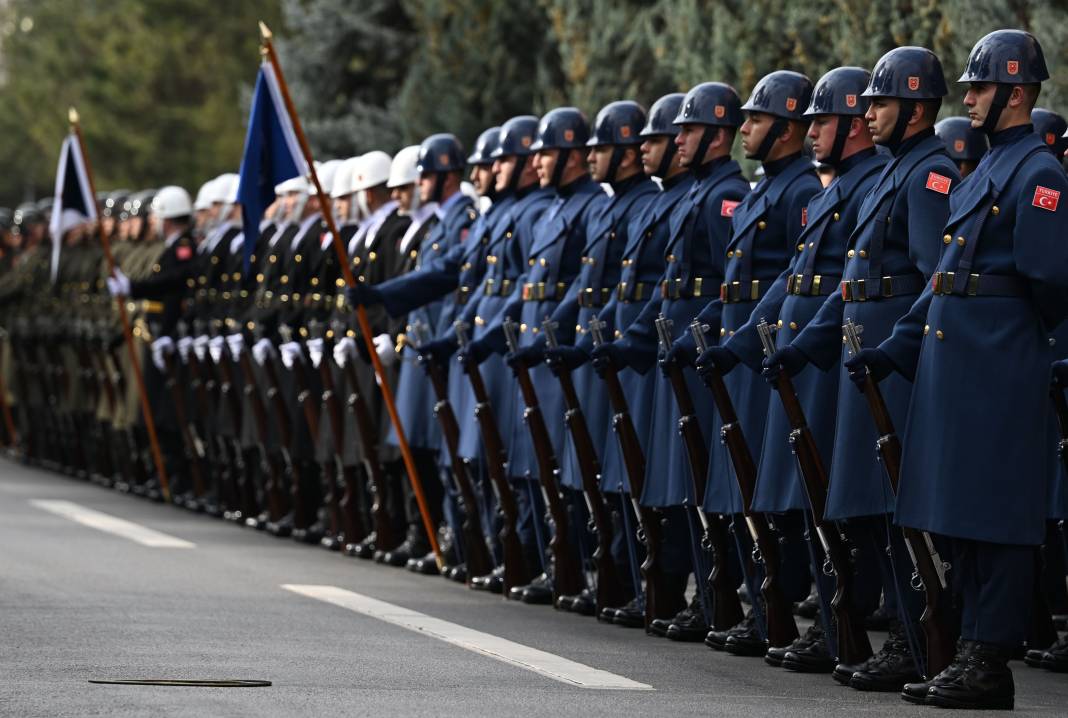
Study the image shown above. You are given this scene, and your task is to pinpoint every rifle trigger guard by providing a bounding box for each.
[587,517,597,534]
[751,545,764,565]
[700,530,713,553]
[911,570,925,592]
[822,555,835,577]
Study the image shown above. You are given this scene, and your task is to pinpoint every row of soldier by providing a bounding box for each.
[4,28,1068,711]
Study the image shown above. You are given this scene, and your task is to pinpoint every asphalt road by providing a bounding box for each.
[2,461,1066,717]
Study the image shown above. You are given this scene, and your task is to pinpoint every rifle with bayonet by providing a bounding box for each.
[503,316,584,601]
[411,319,494,579]
[655,313,744,632]
[757,317,872,665]
[588,317,677,628]
[542,316,626,613]
[689,319,798,647]
[455,319,529,592]
[843,319,959,676]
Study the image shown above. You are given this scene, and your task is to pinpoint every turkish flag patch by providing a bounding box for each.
[176,245,193,261]
[721,199,739,217]
[801,207,808,226]
[1033,185,1061,212]
[925,172,952,194]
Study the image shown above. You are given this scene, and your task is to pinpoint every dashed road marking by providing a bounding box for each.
[30,499,195,548]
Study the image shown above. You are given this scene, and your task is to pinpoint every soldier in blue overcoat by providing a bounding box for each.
[591,82,750,640]
[848,30,1068,710]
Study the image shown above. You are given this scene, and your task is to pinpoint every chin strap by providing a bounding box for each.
[604,145,630,184]
[981,84,1014,135]
[885,100,916,153]
[826,115,854,167]
[655,138,679,178]
[430,173,446,203]
[686,126,721,169]
[550,148,571,187]
[507,155,528,193]
[747,117,788,161]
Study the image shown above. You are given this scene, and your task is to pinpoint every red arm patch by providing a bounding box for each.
[925,172,952,195]
[721,199,739,217]
[1033,186,1061,212]
[176,245,193,261]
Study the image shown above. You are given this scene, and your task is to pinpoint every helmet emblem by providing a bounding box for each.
[1007,60,1020,75]
[785,97,797,112]
[1046,132,1057,146]
[714,105,726,118]
[563,129,575,142]
[620,125,631,138]
[954,139,965,153]
[845,94,857,108]
[521,136,532,147]
[438,153,450,166]
[908,76,920,91]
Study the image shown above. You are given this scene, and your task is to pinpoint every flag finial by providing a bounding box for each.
[68,107,79,125]
[258,21,272,41]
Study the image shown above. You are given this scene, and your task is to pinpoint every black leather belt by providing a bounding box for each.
[719,279,772,304]
[661,277,715,300]
[577,287,612,307]
[840,274,925,302]
[786,274,840,296]
[930,271,1029,298]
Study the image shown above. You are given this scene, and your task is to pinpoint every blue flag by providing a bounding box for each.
[49,133,97,282]
[235,62,308,272]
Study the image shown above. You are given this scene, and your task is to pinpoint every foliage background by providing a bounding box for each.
[2,0,1067,206]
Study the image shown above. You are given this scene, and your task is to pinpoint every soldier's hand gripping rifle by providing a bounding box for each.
[757,318,872,665]
[690,320,798,647]
[503,316,584,601]
[656,313,744,632]
[410,320,494,579]
[844,319,956,677]
[455,319,529,592]
[542,317,626,613]
[588,317,672,628]
[335,325,397,554]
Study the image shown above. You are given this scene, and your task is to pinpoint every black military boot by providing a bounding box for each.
[666,596,710,642]
[345,531,376,559]
[774,622,833,671]
[609,597,645,628]
[557,588,596,616]
[901,640,975,705]
[650,600,696,638]
[381,535,428,567]
[470,565,505,593]
[1039,635,1068,671]
[723,610,768,656]
[925,641,1014,710]
[768,623,824,666]
[794,589,819,618]
[510,573,554,605]
[848,621,923,691]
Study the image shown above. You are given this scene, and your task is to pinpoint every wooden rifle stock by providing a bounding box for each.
[310,328,349,546]
[410,321,494,579]
[655,314,743,632]
[160,348,208,500]
[587,317,672,628]
[758,318,871,665]
[690,321,797,647]
[542,318,627,612]
[503,317,584,600]
[235,345,288,523]
[454,320,529,592]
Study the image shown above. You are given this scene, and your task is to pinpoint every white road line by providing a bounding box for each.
[282,584,653,691]
[29,500,195,548]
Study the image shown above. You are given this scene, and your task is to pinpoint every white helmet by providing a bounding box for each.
[212,173,240,204]
[193,178,218,211]
[316,159,344,197]
[352,151,393,192]
[275,175,308,195]
[387,145,420,188]
[150,185,193,219]
[331,157,360,199]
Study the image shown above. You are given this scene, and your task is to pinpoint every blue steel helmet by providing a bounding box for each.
[530,108,590,151]
[416,133,465,174]
[804,67,872,117]
[641,93,685,137]
[587,101,646,147]
[1032,108,1068,158]
[673,82,744,127]
[491,115,539,158]
[958,29,1049,85]
[935,117,989,163]
[863,46,948,100]
[741,70,814,120]
[467,126,501,165]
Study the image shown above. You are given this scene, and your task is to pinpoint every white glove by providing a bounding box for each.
[280,341,303,370]
[252,337,275,366]
[177,336,194,362]
[150,336,175,372]
[306,337,324,368]
[106,269,131,297]
[333,336,357,368]
[373,333,397,367]
[226,333,245,359]
[193,335,210,362]
[208,335,227,364]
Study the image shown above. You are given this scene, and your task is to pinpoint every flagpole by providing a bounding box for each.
[69,108,172,504]
[257,22,444,569]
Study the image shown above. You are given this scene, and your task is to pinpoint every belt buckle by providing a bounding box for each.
[719,283,728,302]
[522,283,533,301]
[967,273,980,296]
[694,277,703,298]
[812,275,821,295]
[850,278,864,302]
